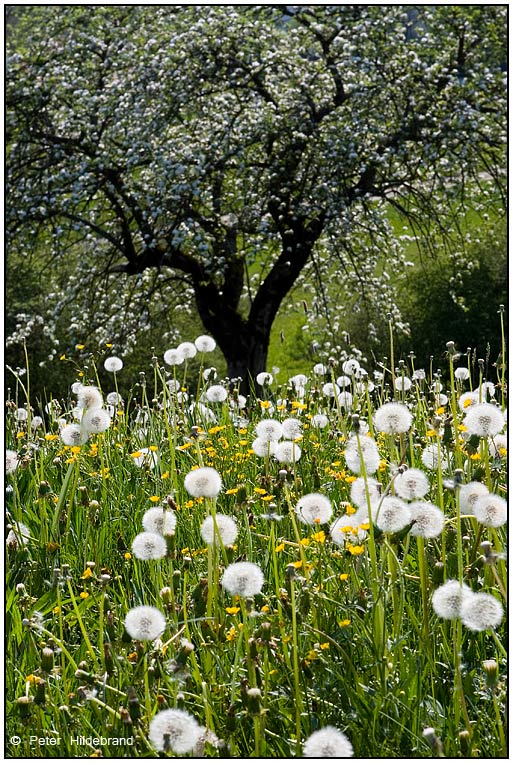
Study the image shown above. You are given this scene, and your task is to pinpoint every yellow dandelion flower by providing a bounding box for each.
[345,475,357,484]
[130,451,142,458]
[225,626,237,642]
[457,424,468,432]
[306,649,317,661]
[338,619,351,627]
[320,642,330,650]
[81,568,93,579]
[260,605,270,613]
[45,434,59,441]
[16,432,25,439]
[75,344,85,350]
[226,606,240,615]
[470,453,481,461]
[300,537,310,546]
[339,573,349,581]
[149,445,158,452]
[436,406,445,415]
[53,606,61,614]
[259,400,272,409]
[254,487,267,495]
[225,487,238,495]
[124,552,132,560]
[79,591,90,600]
[311,531,326,544]
[161,471,170,479]
[347,544,365,555]
[463,398,474,408]
[275,543,285,553]
[149,496,160,503]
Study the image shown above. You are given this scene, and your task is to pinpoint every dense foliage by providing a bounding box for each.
[6,6,507,387]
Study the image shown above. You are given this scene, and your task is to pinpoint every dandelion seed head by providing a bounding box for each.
[472,494,507,528]
[251,437,278,457]
[77,385,103,410]
[342,359,360,376]
[132,532,167,560]
[350,477,381,509]
[336,374,351,388]
[412,369,426,381]
[16,407,28,422]
[6,449,19,474]
[313,363,327,376]
[459,481,489,512]
[330,511,368,547]
[206,385,228,403]
[194,335,216,353]
[394,376,412,392]
[374,402,412,434]
[408,501,445,538]
[344,436,380,475]
[6,521,31,549]
[274,440,302,463]
[106,392,123,406]
[60,424,89,446]
[394,468,430,500]
[296,493,333,525]
[177,341,197,359]
[311,413,329,429]
[256,371,273,386]
[149,708,202,753]
[142,507,177,536]
[454,367,470,381]
[322,382,340,397]
[431,580,473,620]
[255,418,283,442]
[104,356,123,372]
[460,592,504,632]
[164,348,184,366]
[282,417,302,439]
[303,726,354,758]
[421,443,449,471]
[184,466,222,497]
[371,496,411,533]
[221,561,264,597]
[81,407,111,433]
[463,403,504,437]
[337,391,353,409]
[200,514,238,546]
[124,605,166,641]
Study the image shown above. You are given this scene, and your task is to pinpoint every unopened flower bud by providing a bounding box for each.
[482,659,498,688]
[41,647,54,673]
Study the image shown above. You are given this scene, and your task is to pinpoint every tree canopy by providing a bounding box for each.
[6,5,507,389]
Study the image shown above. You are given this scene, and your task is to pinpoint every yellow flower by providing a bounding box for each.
[45,434,59,441]
[124,552,132,560]
[436,406,445,415]
[457,424,468,432]
[463,398,474,408]
[470,453,481,461]
[149,496,160,503]
[300,537,310,546]
[130,451,142,458]
[290,560,303,569]
[259,400,272,409]
[426,429,437,437]
[261,495,274,502]
[226,606,240,615]
[306,649,317,661]
[311,531,326,544]
[345,504,357,515]
[225,626,237,642]
[320,642,330,650]
[275,543,285,553]
[347,544,365,556]
[345,475,357,484]
[71,446,81,454]
[339,573,349,581]
[225,487,238,495]
[105,343,113,348]
[338,619,351,627]
[161,471,170,479]
[149,445,158,452]
[59,354,67,361]
[254,487,267,495]
[53,606,61,614]
[291,401,307,410]
[81,568,93,579]
[26,674,42,684]
[260,605,270,613]
[16,432,25,439]
[75,344,85,350]
[79,591,90,600]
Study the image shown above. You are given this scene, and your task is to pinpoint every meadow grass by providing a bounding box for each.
[5,341,507,758]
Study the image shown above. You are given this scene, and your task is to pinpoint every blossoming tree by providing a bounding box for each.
[6,6,506,388]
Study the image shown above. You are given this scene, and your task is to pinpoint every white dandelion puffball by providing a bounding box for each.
[350,477,381,509]
[374,402,413,434]
[394,376,412,392]
[337,391,353,409]
[142,507,177,536]
[330,512,368,547]
[206,385,228,403]
[6,521,31,549]
[177,341,197,359]
[251,437,278,457]
[124,605,166,641]
[459,481,489,513]
[202,367,218,382]
[6,449,19,475]
[184,467,222,498]
[60,423,89,446]
[149,708,202,754]
[394,468,430,501]
[460,592,504,632]
[81,407,111,434]
[274,440,302,463]
[16,407,28,422]
[476,381,496,399]
[342,359,360,375]
[290,373,308,389]
[303,726,354,758]
[132,532,167,560]
[409,502,445,538]
[296,493,333,525]
[76,385,103,410]
[488,433,507,457]
[322,382,340,397]
[371,497,411,534]
[255,418,283,442]
[132,447,159,469]
[282,417,303,439]
[435,393,449,407]
[421,443,449,471]
[454,367,470,381]
[200,514,238,546]
[432,580,473,620]
[106,391,123,406]
[104,356,123,372]
[312,413,329,429]
[344,436,381,476]
[164,348,184,366]
[337,374,351,388]
[256,371,273,386]
[412,369,426,381]
[195,335,216,353]
[458,391,479,411]
[472,494,507,528]
[463,402,505,437]
[221,561,265,597]
[31,415,44,429]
